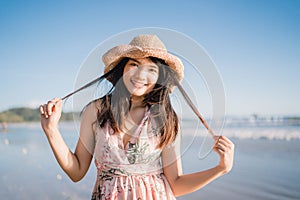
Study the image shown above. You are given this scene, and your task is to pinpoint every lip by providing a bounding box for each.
[130,79,147,88]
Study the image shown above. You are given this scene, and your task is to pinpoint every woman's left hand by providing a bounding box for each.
[213,135,235,174]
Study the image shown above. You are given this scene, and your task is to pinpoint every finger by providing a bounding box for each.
[47,101,55,115]
[217,136,233,147]
[215,136,231,149]
[52,97,61,102]
[213,136,221,149]
[51,98,63,112]
[39,105,45,115]
[213,145,225,156]
[221,138,234,152]
[54,98,62,109]
[220,136,233,145]
[215,142,227,152]
[213,135,221,142]
[43,104,49,118]
[217,138,229,148]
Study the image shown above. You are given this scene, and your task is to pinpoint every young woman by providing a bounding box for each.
[40,34,234,200]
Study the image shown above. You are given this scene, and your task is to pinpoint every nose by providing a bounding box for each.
[134,66,147,79]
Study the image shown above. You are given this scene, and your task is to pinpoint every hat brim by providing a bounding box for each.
[103,45,184,82]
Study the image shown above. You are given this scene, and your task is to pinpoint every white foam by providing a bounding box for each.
[181,116,300,141]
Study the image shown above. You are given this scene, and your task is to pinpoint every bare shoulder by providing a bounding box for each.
[78,102,98,148]
[85,100,100,116]
[80,102,99,128]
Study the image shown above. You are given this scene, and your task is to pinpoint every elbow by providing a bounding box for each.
[172,188,184,197]
[168,176,196,197]
[64,165,87,182]
[65,165,89,182]
[168,176,182,197]
[173,191,181,198]
[70,177,81,183]
[68,173,84,183]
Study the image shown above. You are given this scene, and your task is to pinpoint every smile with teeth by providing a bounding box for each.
[130,79,148,88]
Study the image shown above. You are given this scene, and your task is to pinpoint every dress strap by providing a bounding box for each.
[125,106,150,147]
[124,106,152,164]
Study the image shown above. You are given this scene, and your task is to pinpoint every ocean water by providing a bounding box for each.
[1,117,300,200]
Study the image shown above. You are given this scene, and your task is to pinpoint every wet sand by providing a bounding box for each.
[1,123,300,199]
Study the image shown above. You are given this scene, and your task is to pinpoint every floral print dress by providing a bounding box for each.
[92,108,176,200]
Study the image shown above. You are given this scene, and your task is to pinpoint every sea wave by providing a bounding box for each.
[4,116,300,141]
[222,127,300,141]
[181,116,300,141]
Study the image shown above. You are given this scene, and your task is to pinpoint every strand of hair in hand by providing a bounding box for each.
[60,69,215,138]
[172,76,215,138]
[60,68,116,101]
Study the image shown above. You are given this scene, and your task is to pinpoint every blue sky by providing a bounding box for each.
[0,0,299,116]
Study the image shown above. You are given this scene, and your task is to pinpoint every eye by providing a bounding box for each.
[148,66,159,73]
[129,62,138,67]
[149,68,158,73]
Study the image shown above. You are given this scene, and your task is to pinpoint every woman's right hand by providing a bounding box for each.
[40,98,62,132]
[213,135,235,174]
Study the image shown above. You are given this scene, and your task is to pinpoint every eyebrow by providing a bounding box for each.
[129,58,141,64]
[129,58,158,69]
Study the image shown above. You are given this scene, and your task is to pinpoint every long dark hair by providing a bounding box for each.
[68,56,213,148]
[91,57,179,148]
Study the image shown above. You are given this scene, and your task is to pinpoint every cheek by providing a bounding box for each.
[148,74,159,84]
[122,75,131,90]
[122,69,134,83]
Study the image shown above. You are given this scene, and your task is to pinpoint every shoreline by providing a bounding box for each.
[1,127,300,199]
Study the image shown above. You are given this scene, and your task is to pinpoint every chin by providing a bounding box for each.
[130,91,148,96]
[129,88,151,97]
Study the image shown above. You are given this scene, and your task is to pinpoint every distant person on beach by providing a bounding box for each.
[40,34,234,199]
[1,122,7,132]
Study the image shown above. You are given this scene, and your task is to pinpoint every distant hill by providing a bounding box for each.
[0,107,79,123]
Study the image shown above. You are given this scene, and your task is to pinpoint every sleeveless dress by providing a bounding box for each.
[91,107,176,200]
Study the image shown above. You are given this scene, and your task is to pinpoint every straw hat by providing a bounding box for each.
[102,35,184,82]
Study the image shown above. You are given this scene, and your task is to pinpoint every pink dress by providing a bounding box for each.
[92,108,176,200]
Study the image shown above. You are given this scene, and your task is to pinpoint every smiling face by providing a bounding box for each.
[123,58,159,97]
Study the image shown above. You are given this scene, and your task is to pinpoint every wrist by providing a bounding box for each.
[44,126,60,138]
[214,165,228,175]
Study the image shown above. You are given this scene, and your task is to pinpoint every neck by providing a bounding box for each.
[130,95,144,109]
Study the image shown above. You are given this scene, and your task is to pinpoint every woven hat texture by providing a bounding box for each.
[102,34,184,81]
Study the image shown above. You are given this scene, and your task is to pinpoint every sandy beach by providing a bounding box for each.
[178,137,300,200]
[1,122,300,200]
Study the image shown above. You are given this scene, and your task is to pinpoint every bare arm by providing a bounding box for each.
[40,98,96,182]
[162,135,234,197]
